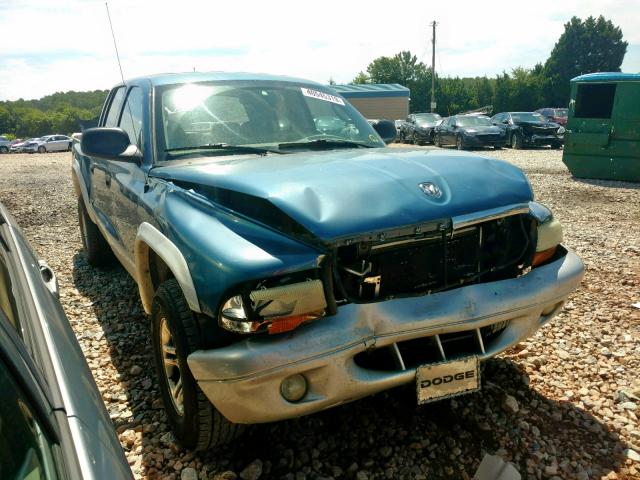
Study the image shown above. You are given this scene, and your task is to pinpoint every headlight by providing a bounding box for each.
[219,279,327,335]
[530,202,563,267]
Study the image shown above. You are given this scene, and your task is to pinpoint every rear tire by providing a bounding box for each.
[77,197,116,267]
[510,132,523,149]
[151,279,243,450]
[0,146,7,154]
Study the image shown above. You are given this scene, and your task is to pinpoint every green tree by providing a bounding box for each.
[544,15,627,106]
[352,71,369,84]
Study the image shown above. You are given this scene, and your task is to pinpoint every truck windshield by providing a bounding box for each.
[157,81,384,158]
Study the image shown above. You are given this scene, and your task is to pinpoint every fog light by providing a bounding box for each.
[280,374,307,402]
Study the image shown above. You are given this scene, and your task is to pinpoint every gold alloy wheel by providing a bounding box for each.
[160,317,184,415]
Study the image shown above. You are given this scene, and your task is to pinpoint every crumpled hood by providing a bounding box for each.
[151,148,533,242]
[517,121,560,134]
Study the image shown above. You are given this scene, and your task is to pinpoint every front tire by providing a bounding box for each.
[78,197,115,267]
[0,146,7,154]
[37,146,46,153]
[151,279,243,450]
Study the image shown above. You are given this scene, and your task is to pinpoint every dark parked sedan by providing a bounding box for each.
[0,203,132,479]
[400,113,442,145]
[491,112,564,149]
[434,115,507,150]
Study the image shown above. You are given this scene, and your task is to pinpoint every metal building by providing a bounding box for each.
[331,84,410,120]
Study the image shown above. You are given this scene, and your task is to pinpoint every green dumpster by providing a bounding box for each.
[563,72,640,182]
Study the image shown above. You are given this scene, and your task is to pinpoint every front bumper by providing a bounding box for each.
[525,134,563,146]
[23,145,39,152]
[413,129,433,141]
[188,248,583,424]
[462,135,506,147]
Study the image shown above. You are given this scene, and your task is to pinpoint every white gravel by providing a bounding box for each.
[0,147,638,480]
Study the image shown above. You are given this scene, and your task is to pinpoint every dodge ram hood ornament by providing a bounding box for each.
[419,182,442,198]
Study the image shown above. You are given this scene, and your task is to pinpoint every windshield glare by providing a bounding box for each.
[456,116,492,127]
[415,113,441,124]
[158,81,383,156]
[511,113,546,123]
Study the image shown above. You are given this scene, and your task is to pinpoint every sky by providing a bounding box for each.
[0,0,638,101]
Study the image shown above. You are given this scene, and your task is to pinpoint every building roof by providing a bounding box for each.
[331,84,410,98]
[571,72,640,83]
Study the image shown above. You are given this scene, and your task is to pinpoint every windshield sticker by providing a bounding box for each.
[301,88,345,106]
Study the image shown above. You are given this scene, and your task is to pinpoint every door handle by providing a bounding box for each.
[39,261,59,297]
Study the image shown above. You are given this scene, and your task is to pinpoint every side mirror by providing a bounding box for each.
[371,119,397,144]
[81,127,141,161]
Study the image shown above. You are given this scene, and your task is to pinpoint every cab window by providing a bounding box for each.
[103,87,127,127]
[118,87,144,148]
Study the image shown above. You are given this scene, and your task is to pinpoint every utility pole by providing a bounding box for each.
[430,21,437,113]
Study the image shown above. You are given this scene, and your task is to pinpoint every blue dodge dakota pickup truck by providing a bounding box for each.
[71,72,584,450]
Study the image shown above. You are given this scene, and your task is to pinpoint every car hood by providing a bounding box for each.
[150,148,533,243]
[460,125,502,135]
[516,121,560,133]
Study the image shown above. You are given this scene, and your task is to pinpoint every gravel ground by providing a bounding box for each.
[0,147,638,480]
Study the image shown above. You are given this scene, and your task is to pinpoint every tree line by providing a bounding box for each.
[0,15,627,138]
[0,90,108,139]
[351,15,627,116]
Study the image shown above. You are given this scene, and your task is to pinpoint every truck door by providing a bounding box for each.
[608,82,640,181]
[89,86,126,241]
[109,86,147,255]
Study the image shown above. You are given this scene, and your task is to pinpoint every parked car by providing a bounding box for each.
[0,202,132,479]
[394,119,407,140]
[23,135,72,153]
[535,108,568,126]
[433,115,507,149]
[10,138,36,153]
[491,112,564,149]
[72,72,583,450]
[0,136,10,153]
[400,113,442,144]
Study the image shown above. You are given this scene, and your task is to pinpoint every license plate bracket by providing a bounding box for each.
[416,356,480,404]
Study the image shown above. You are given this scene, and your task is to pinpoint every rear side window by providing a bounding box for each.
[0,251,19,336]
[103,87,127,127]
[0,358,60,480]
[575,83,617,119]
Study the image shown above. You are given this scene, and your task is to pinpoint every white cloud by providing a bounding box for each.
[0,0,638,100]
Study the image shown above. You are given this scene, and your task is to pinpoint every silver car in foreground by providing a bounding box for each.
[0,203,132,479]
